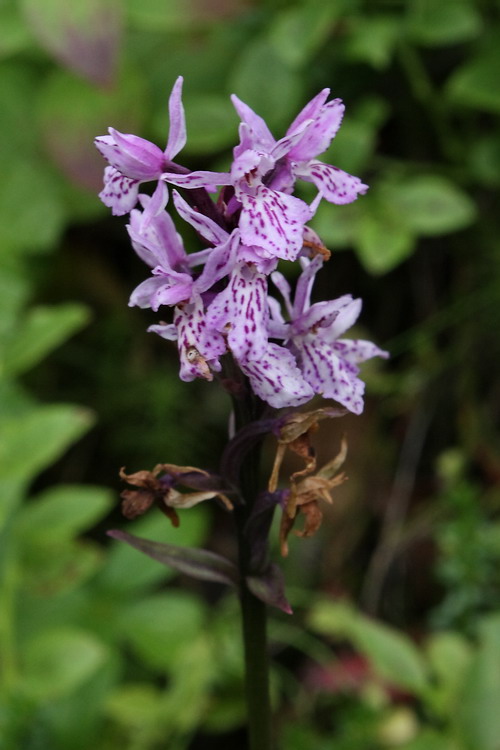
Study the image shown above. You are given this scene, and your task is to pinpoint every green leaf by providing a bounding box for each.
[22,628,108,701]
[125,0,204,31]
[98,509,210,593]
[0,159,66,255]
[0,4,34,58]
[446,41,500,114]
[21,540,105,596]
[120,592,206,672]
[229,36,303,133]
[108,530,239,587]
[2,304,90,377]
[406,0,482,46]
[467,133,500,187]
[309,600,429,694]
[345,16,401,69]
[16,485,113,543]
[105,683,165,728]
[21,0,122,85]
[382,175,477,236]
[269,3,342,68]
[0,62,40,159]
[0,405,95,483]
[425,631,473,717]
[458,615,500,750]
[310,201,357,249]
[37,66,147,192]
[356,195,415,274]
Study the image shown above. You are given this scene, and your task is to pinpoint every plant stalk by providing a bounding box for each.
[232,387,273,750]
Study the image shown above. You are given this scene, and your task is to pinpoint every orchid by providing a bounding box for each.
[95,76,186,215]
[97,78,388,749]
[269,256,388,414]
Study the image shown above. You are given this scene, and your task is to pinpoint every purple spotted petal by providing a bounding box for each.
[270,120,312,162]
[99,166,140,215]
[206,264,269,360]
[164,76,186,159]
[238,185,311,261]
[230,94,275,150]
[334,339,389,364]
[286,88,330,139]
[298,339,365,415]
[162,170,232,190]
[172,190,229,246]
[174,296,226,381]
[292,300,340,336]
[241,344,314,408]
[288,99,345,161]
[300,161,368,205]
[320,297,362,342]
[95,130,164,180]
[231,149,275,184]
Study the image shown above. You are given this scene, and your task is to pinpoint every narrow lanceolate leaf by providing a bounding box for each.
[246,564,292,615]
[107,530,239,587]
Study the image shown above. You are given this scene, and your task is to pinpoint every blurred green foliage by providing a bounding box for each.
[1,0,500,747]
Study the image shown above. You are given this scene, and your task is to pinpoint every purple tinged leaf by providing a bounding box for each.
[246,564,293,614]
[107,530,240,587]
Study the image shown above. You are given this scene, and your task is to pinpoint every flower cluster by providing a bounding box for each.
[95,77,387,413]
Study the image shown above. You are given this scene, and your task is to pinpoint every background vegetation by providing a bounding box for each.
[1,0,500,748]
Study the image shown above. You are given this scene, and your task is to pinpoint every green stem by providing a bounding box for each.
[232,386,273,750]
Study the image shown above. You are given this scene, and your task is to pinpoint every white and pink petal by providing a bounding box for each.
[99,167,140,216]
[240,344,314,408]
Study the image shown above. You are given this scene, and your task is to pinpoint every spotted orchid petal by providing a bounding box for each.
[99,166,140,216]
[299,339,365,415]
[172,190,229,246]
[238,185,311,261]
[285,88,331,139]
[206,264,269,361]
[298,161,368,205]
[241,344,314,408]
[162,170,232,190]
[174,296,226,381]
[335,339,389,364]
[287,98,345,161]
